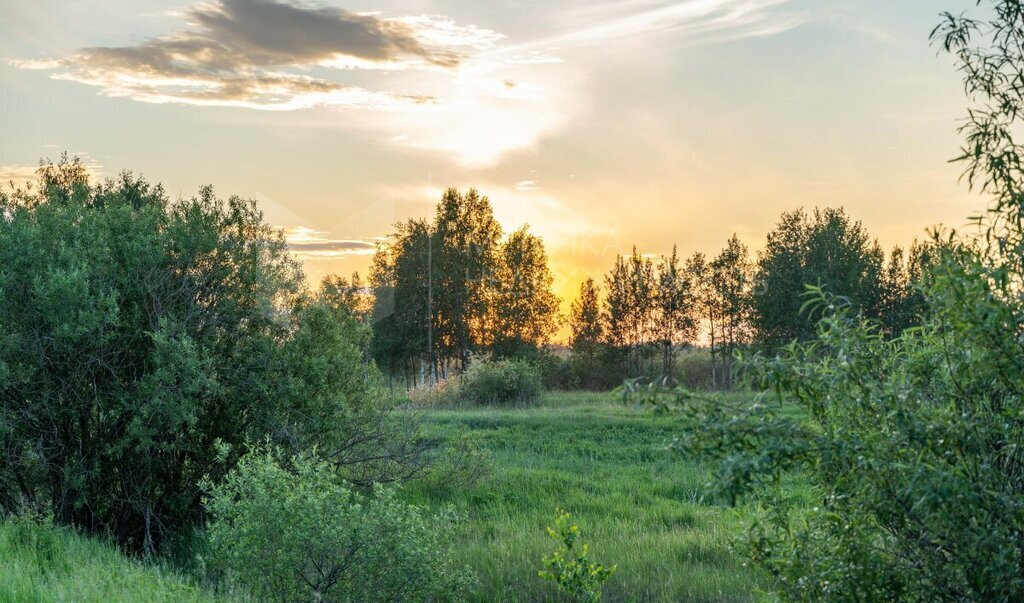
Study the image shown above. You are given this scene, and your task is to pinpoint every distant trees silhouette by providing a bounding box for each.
[557,207,934,389]
[362,188,932,391]
[370,188,559,385]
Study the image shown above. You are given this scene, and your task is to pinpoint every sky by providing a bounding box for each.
[0,0,984,322]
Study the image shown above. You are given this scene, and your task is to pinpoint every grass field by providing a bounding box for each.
[0,517,217,603]
[1,389,784,602]
[405,390,776,602]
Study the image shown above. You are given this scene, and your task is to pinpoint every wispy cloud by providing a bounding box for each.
[8,0,798,167]
[0,164,42,186]
[283,226,377,260]
[0,154,105,187]
[520,0,800,48]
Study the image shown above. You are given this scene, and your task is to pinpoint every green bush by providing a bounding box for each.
[538,509,616,602]
[675,349,714,390]
[459,356,542,406]
[204,450,474,602]
[537,349,578,391]
[0,163,384,551]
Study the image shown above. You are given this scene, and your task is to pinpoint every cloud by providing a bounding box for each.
[10,0,501,111]
[0,154,105,188]
[8,0,797,167]
[283,226,377,260]
[526,0,800,48]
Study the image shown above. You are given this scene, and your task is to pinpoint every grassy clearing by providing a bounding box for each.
[2,390,792,602]
[406,390,779,602]
[0,517,217,602]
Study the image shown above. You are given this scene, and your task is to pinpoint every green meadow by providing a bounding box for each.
[405,390,784,602]
[2,390,802,602]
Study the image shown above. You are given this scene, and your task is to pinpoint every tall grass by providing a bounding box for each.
[406,390,796,601]
[0,516,220,602]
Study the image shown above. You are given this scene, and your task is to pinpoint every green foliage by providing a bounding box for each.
[204,449,474,602]
[538,509,616,603]
[675,349,715,391]
[619,5,1024,600]
[706,235,754,389]
[603,248,656,375]
[570,278,604,357]
[0,515,222,602]
[371,189,559,384]
[751,207,884,351]
[404,390,772,601]
[535,349,577,391]
[458,356,542,406]
[653,246,698,376]
[633,273,1024,600]
[492,226,560,357]
[0,161,379,551]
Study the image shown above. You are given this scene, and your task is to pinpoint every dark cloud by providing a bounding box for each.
[188,0,458,66]
[286,236,377,258]
[16,0,477,109]
[81,0,460,75]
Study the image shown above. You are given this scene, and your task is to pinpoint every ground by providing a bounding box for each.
[0,517,215,602]
[0,390,779,602]
[405,390,774,602]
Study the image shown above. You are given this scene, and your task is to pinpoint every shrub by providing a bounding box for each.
[407,377,461,406]
[675,349,714,390]
[0,162,409,551]
[538,509,616,602]
[459,356,542,406]
[204,450,474,602]
[536,349,578,391]
[569,345,630,391]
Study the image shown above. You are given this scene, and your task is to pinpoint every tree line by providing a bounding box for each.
[568,207,937,389]
[369,188,559,386]
[368,192,936,390]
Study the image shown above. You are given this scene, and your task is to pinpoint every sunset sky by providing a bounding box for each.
[1,0,983,317]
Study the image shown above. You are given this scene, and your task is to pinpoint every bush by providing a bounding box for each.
[459,356,542,406]
[537,349,578,391]
[407,377,461,406]
[204,450,474,602]
[675,349,714,390]
[538,509,616,602]
[0,161,402,551]
[559,346,630,392]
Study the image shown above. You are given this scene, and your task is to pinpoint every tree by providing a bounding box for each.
[433,188,503,371]
[570,278,603,356]
[625,248,656,374]
[878,240,937,337]
[601,248,657,375]
[370,219,433,384]
[319,272,372,322]
[708,235,752,389]
[492,226,560,357]
[751,207,883,351]
[653,245,696,377]
[370,189,559,383]
[635,3,1024,599]
[685,252,717,385]
[603,255,631,350]
[0,161,378,551]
